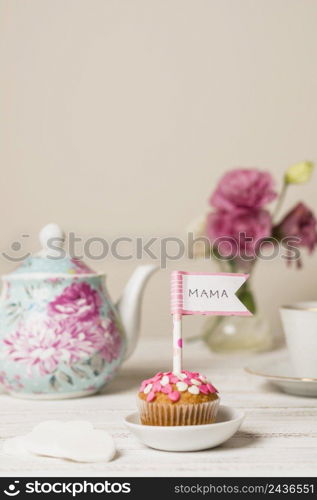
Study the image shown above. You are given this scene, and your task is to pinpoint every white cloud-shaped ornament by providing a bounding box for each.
[3,420,116,463]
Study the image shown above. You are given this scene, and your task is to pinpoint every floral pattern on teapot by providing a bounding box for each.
[0,276,126,397]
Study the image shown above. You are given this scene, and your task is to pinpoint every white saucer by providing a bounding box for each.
[124,405,244,452]
[245,356,317,397]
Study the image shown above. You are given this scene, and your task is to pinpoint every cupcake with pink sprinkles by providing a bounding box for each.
[138,370,220,426]
[137,271,223,426]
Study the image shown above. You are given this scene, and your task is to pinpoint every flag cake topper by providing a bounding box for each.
[171,271,252,372]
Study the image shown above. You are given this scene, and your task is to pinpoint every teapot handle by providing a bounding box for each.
[116,264,159,360]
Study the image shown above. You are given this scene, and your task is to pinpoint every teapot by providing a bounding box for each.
[0,224,158,399]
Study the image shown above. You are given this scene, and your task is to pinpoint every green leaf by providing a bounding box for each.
[90,353,104,375]
[236,286,257,315]
[50,375,61,391]
[71,366,89,379]
[57,371,73,385]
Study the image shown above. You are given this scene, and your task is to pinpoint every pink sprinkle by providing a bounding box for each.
[140,382,147,392]
[199,384,209,395]
[169,375,179,384]
[152,372,163,382]
[177,339,183,348]
[161,384,172,394]
[183,378,192,385]
[168,391,180,402]
[207,383,217,393]
[152,381,162,392]
[146,391,156,402]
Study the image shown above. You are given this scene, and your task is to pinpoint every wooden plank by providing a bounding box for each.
[0,339,316,476]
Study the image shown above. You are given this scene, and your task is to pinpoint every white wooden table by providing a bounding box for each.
[0,338,316,477]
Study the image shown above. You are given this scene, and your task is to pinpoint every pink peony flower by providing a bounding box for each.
[3,313,122,377]
[3,315,95,376]
[274,202,317,253]
[210,169,277,211]
[207,209,272,257]
[84,315,123,364]
[48,282,101,321]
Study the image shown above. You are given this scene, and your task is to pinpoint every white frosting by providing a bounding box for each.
[188,385,200,395]
[144,383,153,394]
[190,378,201,386]
[176,381,188,392]
[160,375,169,386]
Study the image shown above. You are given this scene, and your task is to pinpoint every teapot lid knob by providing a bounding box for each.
[39,223,65,252]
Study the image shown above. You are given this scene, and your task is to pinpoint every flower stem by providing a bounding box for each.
[272,181,288,222]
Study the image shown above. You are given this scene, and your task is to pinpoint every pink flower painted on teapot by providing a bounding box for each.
[3,282,123,378]
[96,319,123,363]
[3,312,122,377]
[4,315,94,376]
[48,282,101,322]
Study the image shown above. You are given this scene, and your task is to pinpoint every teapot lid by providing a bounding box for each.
[7,224,96,277]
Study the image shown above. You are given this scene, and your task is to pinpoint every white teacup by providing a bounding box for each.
[280,302,317,379]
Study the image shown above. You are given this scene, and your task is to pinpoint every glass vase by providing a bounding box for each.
[202,311,272,353]
[201,268,273,353]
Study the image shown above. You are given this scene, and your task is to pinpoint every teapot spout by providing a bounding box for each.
[116,264,158,360]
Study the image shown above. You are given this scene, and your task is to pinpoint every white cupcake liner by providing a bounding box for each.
[137,397,220,426]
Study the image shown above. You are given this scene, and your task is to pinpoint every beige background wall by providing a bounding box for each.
[1,0,317,344]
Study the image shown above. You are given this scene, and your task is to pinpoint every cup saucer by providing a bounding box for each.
[245,356,317,397]
[124,405,244,452]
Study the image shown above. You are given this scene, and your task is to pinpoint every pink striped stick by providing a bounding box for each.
[171,271,183,372]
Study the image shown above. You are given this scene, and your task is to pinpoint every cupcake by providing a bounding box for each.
[138,370,219,426]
